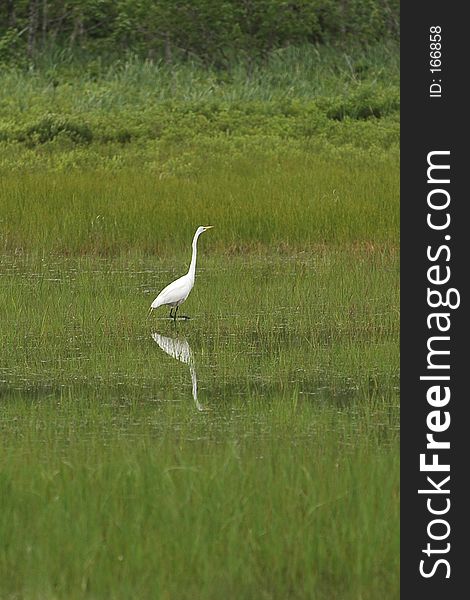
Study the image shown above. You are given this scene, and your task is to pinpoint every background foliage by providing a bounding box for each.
[1,0,399,67]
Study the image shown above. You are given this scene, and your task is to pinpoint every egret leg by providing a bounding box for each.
[169,307,174,319]
[174,305,179,322]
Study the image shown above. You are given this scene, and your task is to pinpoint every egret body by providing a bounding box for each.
[149,226,213,320]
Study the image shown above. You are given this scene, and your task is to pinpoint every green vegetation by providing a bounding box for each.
[1,250,399,599]
[0,42,399,173]
[0,141,400,596]
[1,153,398,255]
[0,250,399,392]
[0,6,399,597]
[2,1,399,67]
[1,398,399,600]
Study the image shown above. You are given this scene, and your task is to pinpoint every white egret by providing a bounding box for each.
[149,226,213,320]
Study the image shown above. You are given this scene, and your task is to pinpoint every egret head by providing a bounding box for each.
[196,225,214,235]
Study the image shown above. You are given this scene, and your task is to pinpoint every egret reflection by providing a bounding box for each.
[151,331,203,411]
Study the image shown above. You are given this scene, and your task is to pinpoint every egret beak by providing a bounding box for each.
[204,225,214,230]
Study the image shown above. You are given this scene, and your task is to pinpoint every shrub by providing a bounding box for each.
[20,115,93,146]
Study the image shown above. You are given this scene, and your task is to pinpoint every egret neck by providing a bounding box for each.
[187,228,202,283]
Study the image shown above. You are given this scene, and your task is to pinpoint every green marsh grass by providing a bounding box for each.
[0,150,399,599]
[0,43,399,173]
[0,154,398,255]
[2,43,399,108]
[1,249,399,599]
[0,250,399,395]
[0,43,399,599]
[1,396,399,600]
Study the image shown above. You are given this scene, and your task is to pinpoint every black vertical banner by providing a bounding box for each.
[401,3,467,598]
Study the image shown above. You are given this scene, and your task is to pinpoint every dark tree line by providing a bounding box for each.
[1,1,399,66]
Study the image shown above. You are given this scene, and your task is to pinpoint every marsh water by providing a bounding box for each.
[1,252,399,436]
[1,253,400,598]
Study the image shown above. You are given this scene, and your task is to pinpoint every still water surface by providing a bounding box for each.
[1,254,399,441]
